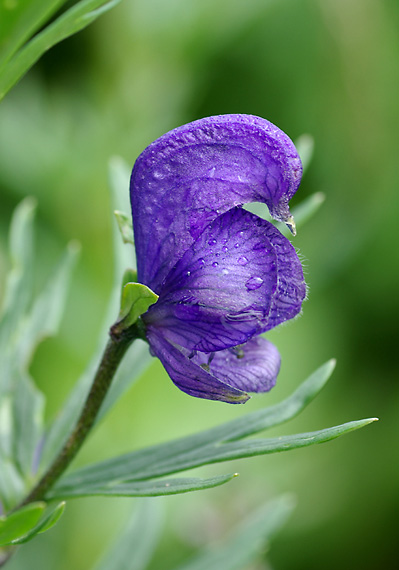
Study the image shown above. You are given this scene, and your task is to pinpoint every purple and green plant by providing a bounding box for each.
[0,111,377,568]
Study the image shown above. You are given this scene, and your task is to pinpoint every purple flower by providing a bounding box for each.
[130,114,306,403]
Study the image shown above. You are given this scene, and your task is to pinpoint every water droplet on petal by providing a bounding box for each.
[245,276,264,291]
[234,243,239,248]
[222,246,228,253]
[238,256,248,266]
[208,238,217,245]
[153,170,165,180]
[212,261,219,267]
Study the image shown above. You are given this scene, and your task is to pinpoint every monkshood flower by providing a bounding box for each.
[130,114,306,403]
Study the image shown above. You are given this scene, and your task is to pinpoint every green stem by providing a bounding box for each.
[18,322,143,508]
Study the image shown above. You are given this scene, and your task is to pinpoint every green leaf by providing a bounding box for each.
[48,474,237,500]
[12,242,79,477]
[295,134,314,174]
[52,418,377,499]
[0,0,68,71]
[0,502,45,547]
[0,198,79,505]
[0,0,122,101]
[114,210,134,245]
[17,240,80,367]
[93,501,162,570]
[0,197,36,350]
[11,502,65,544]
[0,454,26,513]
[53,360,338,492]
[244,191,324,236]
[175,495,295,570]
[289,192,325,230]
[114,282,158,331]
[11,368,45,484]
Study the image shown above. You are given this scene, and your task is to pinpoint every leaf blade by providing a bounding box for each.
[48,474,237,499]
[175,495,295,570]
[93,501,162,570]
[54,360,337,491]
[0,0,122,101]
[0,502,45,547]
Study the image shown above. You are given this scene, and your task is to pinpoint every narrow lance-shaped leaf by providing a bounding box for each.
[94,501,162,570]
[0,0,69,71]
[51,419,377,499]
[114,210,134,245]
[0,198,36,365]
[0,0,122,101]
[48,474,237,500]
[295,134,314,174]
[12,242,79,479]
[54,360,337,491]
[175,495,295,570]
[0,454,26,513]
[12,368,45,484]
[17,241,80,366]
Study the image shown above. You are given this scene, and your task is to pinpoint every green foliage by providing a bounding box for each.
[93,496,294,570]
[295,134,314,174]
[0,199,79,510]
[47,360,376,500]
[0,0,122,101]
[0,502,45,546]
[10,502,65,545]
[115,281,158,332]
[93,501,163,570]
[175,495,295,570]
[0,0,68,70]
[38,157,152,473]
[114,211,134,245]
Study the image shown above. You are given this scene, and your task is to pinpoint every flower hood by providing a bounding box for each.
[130,114,306,403]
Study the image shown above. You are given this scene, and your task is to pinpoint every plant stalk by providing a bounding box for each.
[18,322,142,508]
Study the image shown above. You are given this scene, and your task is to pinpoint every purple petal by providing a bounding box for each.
[192,336,280,393]
[131,114,302,291]
[144,208,305,353]
[147,328,249,403]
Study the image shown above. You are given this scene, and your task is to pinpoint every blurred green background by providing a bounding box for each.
[0,0,398,568]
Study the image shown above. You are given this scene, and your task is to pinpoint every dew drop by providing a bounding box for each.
[208,238,217,246]
[245,276,264,291]
[222,246,228,253]
[234,243,239,248]
[212,261,219,267]
[238,256,248,266]
[153,170,165,180]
